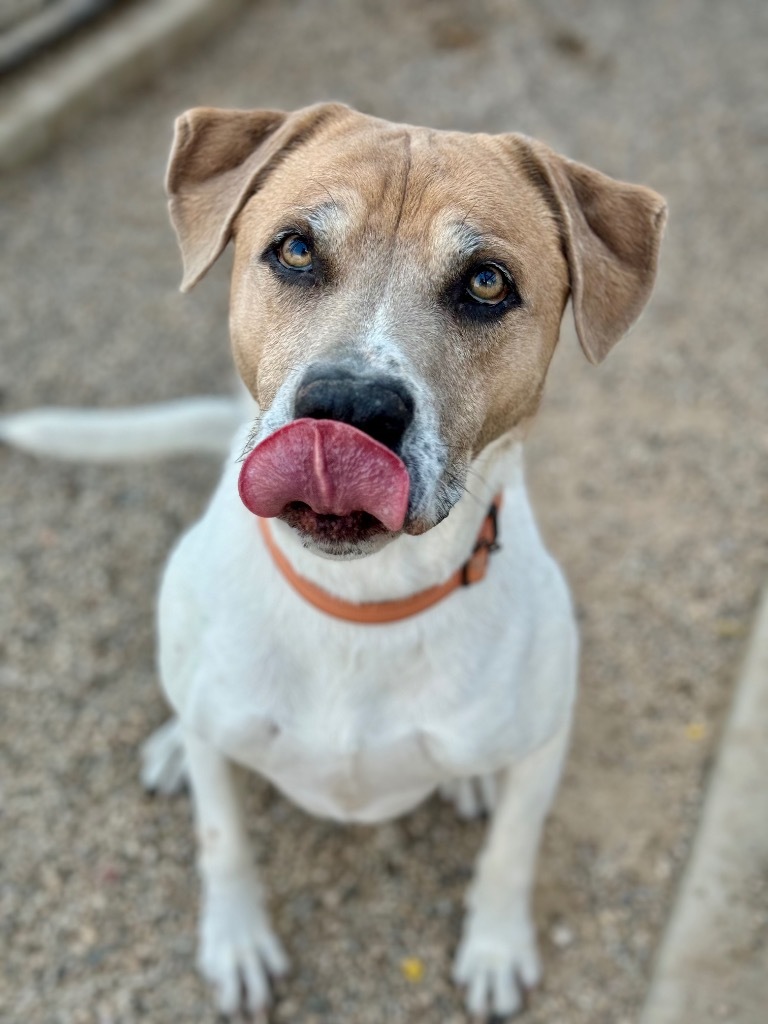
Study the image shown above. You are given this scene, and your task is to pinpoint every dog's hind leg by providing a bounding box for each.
[453,724,571,1020]
[140,717,188,795]
[182,727,289,1016]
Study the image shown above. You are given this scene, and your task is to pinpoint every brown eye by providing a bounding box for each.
[467,264,509,304]
[278,234,313,270]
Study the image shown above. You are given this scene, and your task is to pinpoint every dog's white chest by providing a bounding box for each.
[256,726,442,821]
[160,466,577,825]
[180,644,466,822]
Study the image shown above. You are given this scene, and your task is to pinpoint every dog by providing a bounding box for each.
[1,102,666,1019]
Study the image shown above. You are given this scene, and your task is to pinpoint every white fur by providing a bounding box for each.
[143,421,578,1017]
[0,397,245,461]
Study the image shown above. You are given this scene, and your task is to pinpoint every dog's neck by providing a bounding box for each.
[267,435,526,604]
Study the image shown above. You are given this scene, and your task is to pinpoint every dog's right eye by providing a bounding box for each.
[277,234,313,271]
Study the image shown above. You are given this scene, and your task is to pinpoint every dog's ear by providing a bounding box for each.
[513,137,667,363]
[166,103,346,291]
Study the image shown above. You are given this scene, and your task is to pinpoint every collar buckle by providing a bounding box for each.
[461,499,502,587]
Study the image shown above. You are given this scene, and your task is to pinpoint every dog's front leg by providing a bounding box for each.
[453,724,571,1020]
[183,728,288,1015]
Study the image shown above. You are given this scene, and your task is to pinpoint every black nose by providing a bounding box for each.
[294,366,415,452]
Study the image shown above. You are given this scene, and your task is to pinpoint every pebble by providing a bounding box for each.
[550,923,575,949]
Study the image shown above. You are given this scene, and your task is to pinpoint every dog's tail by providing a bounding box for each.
[0,397,245,462]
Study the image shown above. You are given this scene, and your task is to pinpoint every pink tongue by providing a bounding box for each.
[238,418,410,532]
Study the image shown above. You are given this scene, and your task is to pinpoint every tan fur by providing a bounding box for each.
[167,101,666,496]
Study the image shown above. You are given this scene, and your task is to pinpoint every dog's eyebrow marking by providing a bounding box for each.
[429,215,527,288]
[303,199,344,234]
[446,221,506,258]
[270,197,355,252]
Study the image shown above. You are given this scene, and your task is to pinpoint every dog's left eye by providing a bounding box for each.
[278,234,313,271]
[466,264,509,304]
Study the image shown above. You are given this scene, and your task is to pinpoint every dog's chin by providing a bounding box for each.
[278,503,398,560]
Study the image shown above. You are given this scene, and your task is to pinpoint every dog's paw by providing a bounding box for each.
[452,910,540,1020]
[439,773,498,819]
[198,869,289,1016]
[140,717,187,795]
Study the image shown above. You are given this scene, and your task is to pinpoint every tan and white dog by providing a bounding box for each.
[1,103,666,1020]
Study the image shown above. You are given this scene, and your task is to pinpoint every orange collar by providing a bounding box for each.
[258,495,502,625]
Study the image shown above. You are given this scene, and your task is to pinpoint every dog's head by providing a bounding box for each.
[167,103,666,557]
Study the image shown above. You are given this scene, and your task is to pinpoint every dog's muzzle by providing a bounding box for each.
[238,367,418,551]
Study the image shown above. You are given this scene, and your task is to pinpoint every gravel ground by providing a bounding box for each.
[1,1,767,1022]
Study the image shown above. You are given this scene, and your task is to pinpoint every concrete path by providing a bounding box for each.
[641,587,768,1024]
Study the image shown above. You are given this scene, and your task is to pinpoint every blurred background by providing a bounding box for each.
[1,1,766,1022]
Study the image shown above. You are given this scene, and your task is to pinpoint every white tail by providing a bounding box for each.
[0,397,246,462]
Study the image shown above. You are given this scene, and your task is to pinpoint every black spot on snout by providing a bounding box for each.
[294,365,415,452]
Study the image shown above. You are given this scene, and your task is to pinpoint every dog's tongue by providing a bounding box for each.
[238,418,410,531]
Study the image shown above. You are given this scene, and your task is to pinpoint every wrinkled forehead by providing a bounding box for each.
[245,123,560,271]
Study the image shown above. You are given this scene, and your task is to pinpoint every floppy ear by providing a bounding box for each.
[516,137,668,363]
[166,103,346,291]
